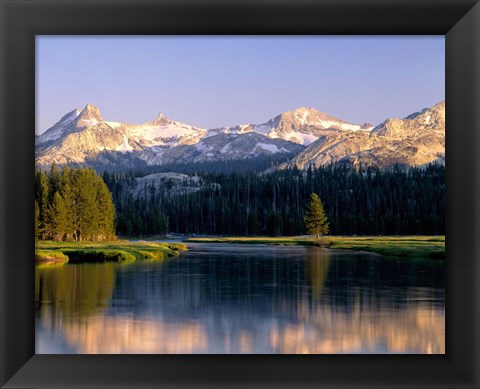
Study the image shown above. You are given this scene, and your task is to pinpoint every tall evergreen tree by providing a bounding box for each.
[34,166,117,242]
[47,191,68,241]
[304,193,329,240]
[34,200,40,240]
[60,166,75,240]
[71,168,99,241]
[94,176,116,240]
[35,170,50,239]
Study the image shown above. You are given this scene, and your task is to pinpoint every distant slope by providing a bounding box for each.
[281,101,445,170]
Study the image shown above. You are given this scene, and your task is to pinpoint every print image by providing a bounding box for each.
[35,36,445,354]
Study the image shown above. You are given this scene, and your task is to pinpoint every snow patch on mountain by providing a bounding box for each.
[36,108,81,144]
[257,143,280,153]
[124,114,207,147]
[105,121,122,129]
[220,144,231,154]
[332,122,373,132]
[60,110,80,125]
[116,137,134,152]
[129,124,196,144]
[284,131,318,145]
[79,118,100,126]
[194,142,210,152]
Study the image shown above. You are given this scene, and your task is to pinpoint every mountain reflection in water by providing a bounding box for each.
[36,243,445,354]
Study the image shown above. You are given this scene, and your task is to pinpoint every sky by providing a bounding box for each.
[36,36,445,134]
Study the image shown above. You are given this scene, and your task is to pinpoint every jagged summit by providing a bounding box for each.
[405,101,445,120]
[148,111,176,126]
[282,107,342,121]
[59,108,81,123]
[75,103,103,126]
[35,108,81,144]
[252,106,373,145]
[36,102,444,170]
[372,100,445,138]
[284,101,445,170]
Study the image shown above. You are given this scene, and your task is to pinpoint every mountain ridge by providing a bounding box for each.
[36,102,445,170]
[282,101,445,170]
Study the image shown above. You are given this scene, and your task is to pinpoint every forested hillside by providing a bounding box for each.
[35,166,116,241]
[103,163,445,237]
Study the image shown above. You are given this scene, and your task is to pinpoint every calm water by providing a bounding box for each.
[35,243,445,354]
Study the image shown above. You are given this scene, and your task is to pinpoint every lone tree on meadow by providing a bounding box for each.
[304,193,329,240]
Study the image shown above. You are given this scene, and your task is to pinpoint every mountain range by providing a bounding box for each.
[35,102,445,171]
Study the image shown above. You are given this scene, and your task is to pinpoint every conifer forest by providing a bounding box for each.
[35,166,116,241]
[100,163,445,238]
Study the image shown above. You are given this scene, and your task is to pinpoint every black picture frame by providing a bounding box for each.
[1,0,479,388]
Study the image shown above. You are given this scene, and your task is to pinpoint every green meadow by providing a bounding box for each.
[185,236,445,259]
[35,240,187,266]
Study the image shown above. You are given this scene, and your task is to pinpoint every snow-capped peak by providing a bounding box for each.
[61,108,81,124]
[155,112,165,121]
[371,100,445,138]
[36,108,81,144]
[246,107,372,146]
[148,112,181,127]
[75,103,103,126]
[35,102,445,170]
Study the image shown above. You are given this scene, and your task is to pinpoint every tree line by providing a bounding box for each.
[102,163,445,237]
[35,166,116,241]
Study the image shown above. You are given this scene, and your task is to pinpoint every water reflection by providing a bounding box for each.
[36,263,116,316]
[36,244,445,354]
[306,247,331,299]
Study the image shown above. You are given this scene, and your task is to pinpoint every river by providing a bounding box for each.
[35,243,445,354]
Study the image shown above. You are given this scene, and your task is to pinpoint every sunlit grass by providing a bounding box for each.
[35,240,187,265]
[185,236,317,246]
[185,236,445,259]
[327,236,444,259]
[35,250,70,266]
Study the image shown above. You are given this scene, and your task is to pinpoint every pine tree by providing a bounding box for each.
[47,191,68,241]
[71,168,98,241]
[304,193,329,240]
[95,176,116,240]
[60,166,75,240]
[36,170,50,239]
[34,200,40,240]
[34,166,117,242]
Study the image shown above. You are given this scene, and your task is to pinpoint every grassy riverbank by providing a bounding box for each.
[185,236,445,259]
[35,240,187,266]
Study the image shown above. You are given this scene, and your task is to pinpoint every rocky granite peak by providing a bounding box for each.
[155,112,165,121]
[36,102,445,170]
[148,112,179,127]
[372,101,445,138]
[282,101,445,170]
[75,103,103,126]
[253,107,373,146]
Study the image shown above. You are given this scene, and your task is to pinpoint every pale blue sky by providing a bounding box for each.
[36,36,445,134]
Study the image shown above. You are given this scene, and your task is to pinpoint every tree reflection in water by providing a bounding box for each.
[36,244,445,354]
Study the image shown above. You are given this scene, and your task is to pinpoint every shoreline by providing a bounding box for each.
[184,236,445,260]
[35,240,188,266]
[35,236,445,264]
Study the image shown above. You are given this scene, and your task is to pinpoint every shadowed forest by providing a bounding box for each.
[102,163,444,237]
